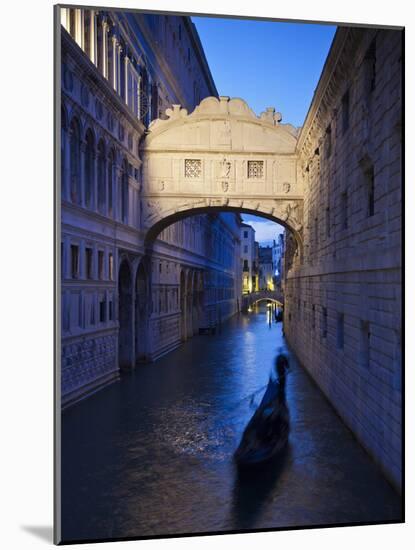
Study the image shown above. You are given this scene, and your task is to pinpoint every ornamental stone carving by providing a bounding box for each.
[219,157,232,178]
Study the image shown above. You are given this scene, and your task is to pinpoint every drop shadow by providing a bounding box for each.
[21,525,53,543]
[230,443,292,530]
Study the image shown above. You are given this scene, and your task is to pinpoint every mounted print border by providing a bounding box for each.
[54,3,404,545]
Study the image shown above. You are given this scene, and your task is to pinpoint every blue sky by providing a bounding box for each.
[193,17,336,127]
[193,16,336,244]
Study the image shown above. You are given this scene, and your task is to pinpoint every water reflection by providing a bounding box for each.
[231,445,292,529]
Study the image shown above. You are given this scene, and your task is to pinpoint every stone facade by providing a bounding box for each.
[283,27,403,490]
[60,9,242,407]
[240,223,258,293]
[258,246,274,290]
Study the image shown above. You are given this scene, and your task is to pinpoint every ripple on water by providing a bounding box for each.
[149,399,239,460]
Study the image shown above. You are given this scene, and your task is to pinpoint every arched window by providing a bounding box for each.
[84,129,95,209]
[121,158,129,223]
[107,149,114,218]
[69,117,81,204]
[97,139,106,213]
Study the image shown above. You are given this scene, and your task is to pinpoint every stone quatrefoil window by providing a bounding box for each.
[185,159,202,178]
[247,160,264,179]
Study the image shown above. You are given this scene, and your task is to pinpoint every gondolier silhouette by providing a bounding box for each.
[234,353,290,467]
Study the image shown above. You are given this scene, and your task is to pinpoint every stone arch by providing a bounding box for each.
[144,204,303,262]
[118,259,133,369]
[253,298,283,307]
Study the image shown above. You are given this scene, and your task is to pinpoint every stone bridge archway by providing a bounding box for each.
[142,96,304,256]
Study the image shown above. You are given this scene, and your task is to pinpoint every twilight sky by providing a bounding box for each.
[192,16,336,245]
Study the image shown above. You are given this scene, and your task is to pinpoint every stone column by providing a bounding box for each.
[111,35,118,91]
[101,18,108,79]
[80,140,87,207]
[117,45,122,95]
[124,55,130,106]
[93,151,98,212]
[102,155,108,217]
[115,162,122,222]
[108,157,114,218]
[90,10,97,65]
[75,9,83,49]
[60,7,69,31]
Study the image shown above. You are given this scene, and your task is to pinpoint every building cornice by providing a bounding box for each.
[296,27,347,154]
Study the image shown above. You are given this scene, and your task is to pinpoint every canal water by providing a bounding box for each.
[61,305,402,542]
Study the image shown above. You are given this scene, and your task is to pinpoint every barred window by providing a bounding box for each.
[248,160,264,179]
[185,159,202,178]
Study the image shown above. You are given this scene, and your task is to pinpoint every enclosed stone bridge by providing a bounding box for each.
[141,96,304,257]
[241,290,284,312]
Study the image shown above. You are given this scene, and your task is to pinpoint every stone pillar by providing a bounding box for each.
[60,7,69,31]
[102,19,109,79]
[75,9,83,49]
[93,152,98,212]
[115,163,122,222]
[80,140,87,207]
[102,155,108,217]
[124,56,130,106]
[117,45,122,95]
[90,10,97,65]
[111,35,118,91]
[108,158,114,218]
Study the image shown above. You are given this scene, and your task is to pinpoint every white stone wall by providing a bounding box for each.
[284,28,402,490]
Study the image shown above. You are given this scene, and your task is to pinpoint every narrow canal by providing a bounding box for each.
[61,305,402,542]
